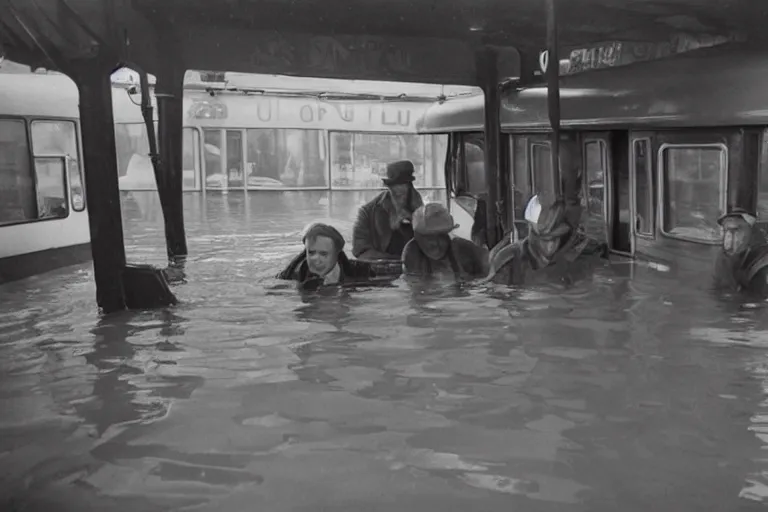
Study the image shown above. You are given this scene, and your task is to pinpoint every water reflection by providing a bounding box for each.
[0,190,768,511]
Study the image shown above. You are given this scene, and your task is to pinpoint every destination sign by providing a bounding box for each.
[185,93,426,132]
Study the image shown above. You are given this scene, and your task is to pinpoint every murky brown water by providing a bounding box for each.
[2,191,768,511]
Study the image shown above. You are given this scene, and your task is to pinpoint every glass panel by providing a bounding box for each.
[182,128,200,191]
[203,129,224,190]
[226,130,244,189]
[34,157,68,219]
[30,120,84,211]
[633,139,653,235]
[463,139,486,196]
[759,131,768,220]
[531,143,554,197]
[245,128,327,189]
[0,119,36,224]
[67,157,85,211]
[330,132,354,188]
[429,135,448,188]
[511,136,530,221]
[115,122,156,190]
[662,146,724,242]
[583,140,606,237]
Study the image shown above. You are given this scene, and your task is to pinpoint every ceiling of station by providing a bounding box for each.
[0,0,765,85]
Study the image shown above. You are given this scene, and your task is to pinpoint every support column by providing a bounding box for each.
[156,63,188,265]
[476,47,504,249]
[70,61,127,314]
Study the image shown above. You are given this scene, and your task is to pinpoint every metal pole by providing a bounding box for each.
[545,0,561,197]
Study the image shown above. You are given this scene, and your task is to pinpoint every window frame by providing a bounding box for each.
[631,137,654,239]
[0,115,82,228]
[32,155,71,221]
[582,137,609,231]
[30,118,85,213]
[657,142,728,244]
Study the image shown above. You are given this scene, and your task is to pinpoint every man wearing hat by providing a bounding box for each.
[713,208,768,295]
[277,222,383,290]
[483,194,608,286]
[352,160,424,261]
[401,203,488,279]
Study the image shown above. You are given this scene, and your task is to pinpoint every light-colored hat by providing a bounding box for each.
[412,203,459,235]
[717,208,757,227]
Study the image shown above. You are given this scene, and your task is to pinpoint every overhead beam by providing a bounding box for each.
[174,25,481,85]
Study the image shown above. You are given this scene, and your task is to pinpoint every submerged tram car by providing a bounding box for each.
[0,72,148,284]
[418,43,768,270]
[0,73,89,284]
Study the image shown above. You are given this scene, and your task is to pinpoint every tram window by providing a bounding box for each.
[661,145,725,243]
[633,139,653,236]
[247,128,327,188]
[462,139,486,197]
[510,136,530,220]
[33,157,68,219]
[759,132,768,220]
[531,143,555,197]
[203,129,223,188]
[583,140,606,233]
[0,119,37,224]
[226,130,244,189]
[424,134,448,188]
[182,128,201,191]
[114,122,157,191]
[30,120,85,212]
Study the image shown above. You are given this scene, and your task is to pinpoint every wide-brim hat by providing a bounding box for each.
[382,160,416,186]
[717,208,757,227]
[413,203,459,235]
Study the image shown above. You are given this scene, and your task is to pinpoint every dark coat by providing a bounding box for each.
[277,251,379,290]
[714,238,768,296]
[486,231,608,286]
[352,188,423,261]
[402,237,488,280]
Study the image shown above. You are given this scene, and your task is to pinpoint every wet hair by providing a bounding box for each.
[302,223,345,254]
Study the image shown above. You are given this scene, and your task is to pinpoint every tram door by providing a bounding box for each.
[581,131,632,255]
[583,131,633,255]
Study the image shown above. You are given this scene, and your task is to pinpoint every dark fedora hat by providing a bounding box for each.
[382,160,416,186]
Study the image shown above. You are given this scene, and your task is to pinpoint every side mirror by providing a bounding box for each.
[524,194,542,225]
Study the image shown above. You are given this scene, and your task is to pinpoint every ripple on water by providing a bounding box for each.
[2,191,768,511]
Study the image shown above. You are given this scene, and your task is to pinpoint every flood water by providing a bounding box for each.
[2,190,768,511]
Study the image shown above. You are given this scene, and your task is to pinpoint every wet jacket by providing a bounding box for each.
[352,189,423,261]
[714,238,768,296]
[486,231,608,286]
[402,237,488,280]
[277,251,383,290]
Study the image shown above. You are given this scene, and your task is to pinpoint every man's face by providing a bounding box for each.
[306,236,338,276]
[415,232,450,260]
[388,184,410,209]
[721,217,751,256]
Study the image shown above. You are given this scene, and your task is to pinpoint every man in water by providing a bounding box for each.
[402,203,488,280]
[277,223,384,290]
[484,195,608,286]
[713,208,768,296]
[352,160,424,261]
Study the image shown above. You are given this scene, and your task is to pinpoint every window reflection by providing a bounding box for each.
[0,119,36,224]
[330,132,445,189]
[633,139,653,235]
[584,140,606,237]
[245,129,327,189]
[33,157,68,219]
[116,122,201,191]
[662,146,724,242]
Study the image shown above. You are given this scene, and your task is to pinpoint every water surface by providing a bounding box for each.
[1,191,768,511]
